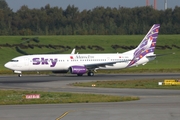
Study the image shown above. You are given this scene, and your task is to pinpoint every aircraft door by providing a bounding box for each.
[24,57,29,69]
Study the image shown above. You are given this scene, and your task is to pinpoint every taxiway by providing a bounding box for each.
[0,73,180,120]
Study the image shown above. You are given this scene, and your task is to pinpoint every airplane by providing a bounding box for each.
[4,24,160,77]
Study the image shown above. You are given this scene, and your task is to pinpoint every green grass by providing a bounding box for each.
[0,35,180,71]
[72,79,180,89]
[0,90,139,105]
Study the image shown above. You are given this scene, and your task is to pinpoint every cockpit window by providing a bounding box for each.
[10,60,19,62]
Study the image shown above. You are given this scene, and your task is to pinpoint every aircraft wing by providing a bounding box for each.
[84,60,131,69]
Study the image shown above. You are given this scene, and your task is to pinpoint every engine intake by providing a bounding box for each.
[69,66,87,74]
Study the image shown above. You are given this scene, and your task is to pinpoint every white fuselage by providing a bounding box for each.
[4,53,153,72]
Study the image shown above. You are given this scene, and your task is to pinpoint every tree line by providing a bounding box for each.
[0,0,180,35]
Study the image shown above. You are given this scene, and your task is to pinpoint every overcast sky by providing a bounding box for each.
[6,0,180,12]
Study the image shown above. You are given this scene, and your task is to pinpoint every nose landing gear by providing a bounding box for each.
[18,74,22,77]
[13,71,22,77]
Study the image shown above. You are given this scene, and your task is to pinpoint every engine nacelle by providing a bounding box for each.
[52,70,68,74]
[69,66,87,74]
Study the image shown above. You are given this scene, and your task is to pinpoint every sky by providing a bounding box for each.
[5,0,180,12]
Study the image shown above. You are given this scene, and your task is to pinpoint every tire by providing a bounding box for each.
[88,72,94,76]
[18,74,22,77]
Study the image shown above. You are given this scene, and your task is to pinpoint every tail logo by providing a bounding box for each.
[127,24,160,67]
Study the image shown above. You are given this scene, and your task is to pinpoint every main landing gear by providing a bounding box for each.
[87,71,94,76]
[76,72,94,76]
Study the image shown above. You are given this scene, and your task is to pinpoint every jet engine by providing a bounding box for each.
[69,66,87,74]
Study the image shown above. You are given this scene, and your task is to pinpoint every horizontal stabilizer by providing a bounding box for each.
[146,54,156,58]
[146,52,175,58]
[156,52,175,56]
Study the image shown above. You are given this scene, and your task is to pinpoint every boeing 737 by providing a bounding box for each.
[4,24,160,77]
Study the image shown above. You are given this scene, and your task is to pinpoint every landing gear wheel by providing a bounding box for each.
[88,72,94,76]
[18,74,22,77]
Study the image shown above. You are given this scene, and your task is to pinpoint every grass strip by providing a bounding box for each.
[0,90,139,105]
[72,79,180,89]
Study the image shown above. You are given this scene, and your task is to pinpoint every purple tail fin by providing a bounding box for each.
[128,24,160,67]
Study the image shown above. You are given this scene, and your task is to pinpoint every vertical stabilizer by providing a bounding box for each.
[127,24,160,67]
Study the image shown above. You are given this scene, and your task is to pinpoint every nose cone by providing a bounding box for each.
[4,62,11,69]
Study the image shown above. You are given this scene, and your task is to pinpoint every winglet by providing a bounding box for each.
[71,48,76,54]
